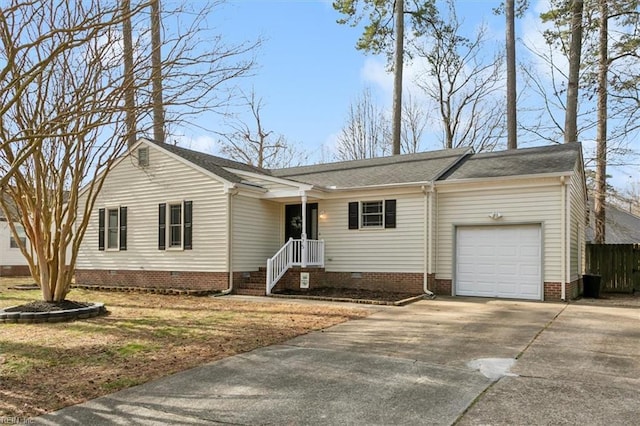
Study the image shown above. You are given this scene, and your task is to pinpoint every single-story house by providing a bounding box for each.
[76,139,587,301]
[0,196,31,277]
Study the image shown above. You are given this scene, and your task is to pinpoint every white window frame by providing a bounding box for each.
[167,201,184,250]
[106,207,120,250]
[360,200,384,229]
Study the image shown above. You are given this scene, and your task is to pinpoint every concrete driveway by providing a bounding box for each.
[36,296,640,425]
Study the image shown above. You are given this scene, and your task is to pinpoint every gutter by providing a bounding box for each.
[422,184,435,298]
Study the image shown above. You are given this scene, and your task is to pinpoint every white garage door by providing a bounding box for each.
[456,225,542,300]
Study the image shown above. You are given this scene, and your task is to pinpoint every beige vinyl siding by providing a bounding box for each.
[0,221,30,266]
[569,161,586,280]
[232,195,281,270]
[78,144,229,272]
[319,190,425,273]
[436,179,563,282]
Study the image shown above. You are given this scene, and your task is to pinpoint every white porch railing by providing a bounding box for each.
[266,238,324,295]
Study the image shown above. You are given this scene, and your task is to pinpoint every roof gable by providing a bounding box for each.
[145,139,270,184]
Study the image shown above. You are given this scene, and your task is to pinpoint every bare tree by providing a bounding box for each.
[414,1,505,152]
[130,1,261,141]
[0,1,147,302]
[565,0,584,144]
[333,0,437,156]
[122,0,137,148]
[506,0,518,150]
[594,0,608,244]
[401,92,429,154]
[335,88,391,161]
[150,0,165,143]
[0,0,259,302]
[217,90,308,169]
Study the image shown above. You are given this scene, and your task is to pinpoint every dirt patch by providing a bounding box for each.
[3,300,93,313]
[275,287,423,303]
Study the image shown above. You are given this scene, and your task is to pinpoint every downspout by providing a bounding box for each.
[565,175,571,300]
[560,176,567,301]
[422,185,435,298]
[215,185,238,297]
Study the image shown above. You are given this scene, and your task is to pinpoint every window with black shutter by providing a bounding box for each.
[385,200,396,228]
[348,199,397,229]
[183,201,192,250]
[98,208,105,250]
[158,203,166,250]
[348,202,359,229]
[119,206,127,250]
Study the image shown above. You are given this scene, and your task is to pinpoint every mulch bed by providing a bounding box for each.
[274,287,422,303]
[3,300,93,313]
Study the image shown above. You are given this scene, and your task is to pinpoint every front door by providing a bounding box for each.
[285,203,318,241]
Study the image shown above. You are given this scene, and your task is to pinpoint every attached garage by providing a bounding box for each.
[455,225,542,300]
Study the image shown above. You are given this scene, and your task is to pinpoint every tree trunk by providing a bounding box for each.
[151,0,165,143]
[391,0,404,155]
[122,0,137,148]
[594,0,608,244]
[506,0,517,150]
[564,0,583,144]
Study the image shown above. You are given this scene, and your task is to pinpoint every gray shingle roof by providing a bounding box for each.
[147,140,269,184]
[586,203,640,244]
[271,147,471,189]
[439,143,581,181]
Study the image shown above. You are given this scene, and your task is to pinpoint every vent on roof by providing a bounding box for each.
[138,146,149,167]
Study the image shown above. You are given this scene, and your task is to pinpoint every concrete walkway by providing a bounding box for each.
[36,297,640,425]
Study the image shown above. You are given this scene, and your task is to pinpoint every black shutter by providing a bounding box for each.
[385,200,396,229]
[158,203,166,250]
[348,202,359,230]
[184,200,192,250]
[119,206,127,250]
[98,208,105,250]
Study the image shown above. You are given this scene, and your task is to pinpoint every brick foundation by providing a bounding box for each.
[75,269,228,292]
[432,278,452,296]
[0,265,31,277]
[544,279,583,301]
[273,268,425,294]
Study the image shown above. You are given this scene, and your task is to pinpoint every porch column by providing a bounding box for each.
[300,191,307,267]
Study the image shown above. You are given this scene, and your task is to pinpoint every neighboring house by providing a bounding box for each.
[586,203,640,244]
[0,202,31,277]
[76,139,587,301]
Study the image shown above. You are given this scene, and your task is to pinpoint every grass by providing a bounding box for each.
[0,277,369,418]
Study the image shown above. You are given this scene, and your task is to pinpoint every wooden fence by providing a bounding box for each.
[585,244,640,293]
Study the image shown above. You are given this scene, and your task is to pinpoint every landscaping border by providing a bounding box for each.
[0,302,106,324]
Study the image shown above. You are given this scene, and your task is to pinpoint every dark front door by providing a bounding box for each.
[285,203,318,241]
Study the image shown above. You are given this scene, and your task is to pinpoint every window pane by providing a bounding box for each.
[108,209,118,227]
[362,214,383,227]
[361,201,383,227]
[107,209,119,248]
[170,204,182,225]
[108,229,118,248]
[170,225,181,247]
[362,201,382,214]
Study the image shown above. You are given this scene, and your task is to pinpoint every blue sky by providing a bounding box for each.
[171,0,638,192]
